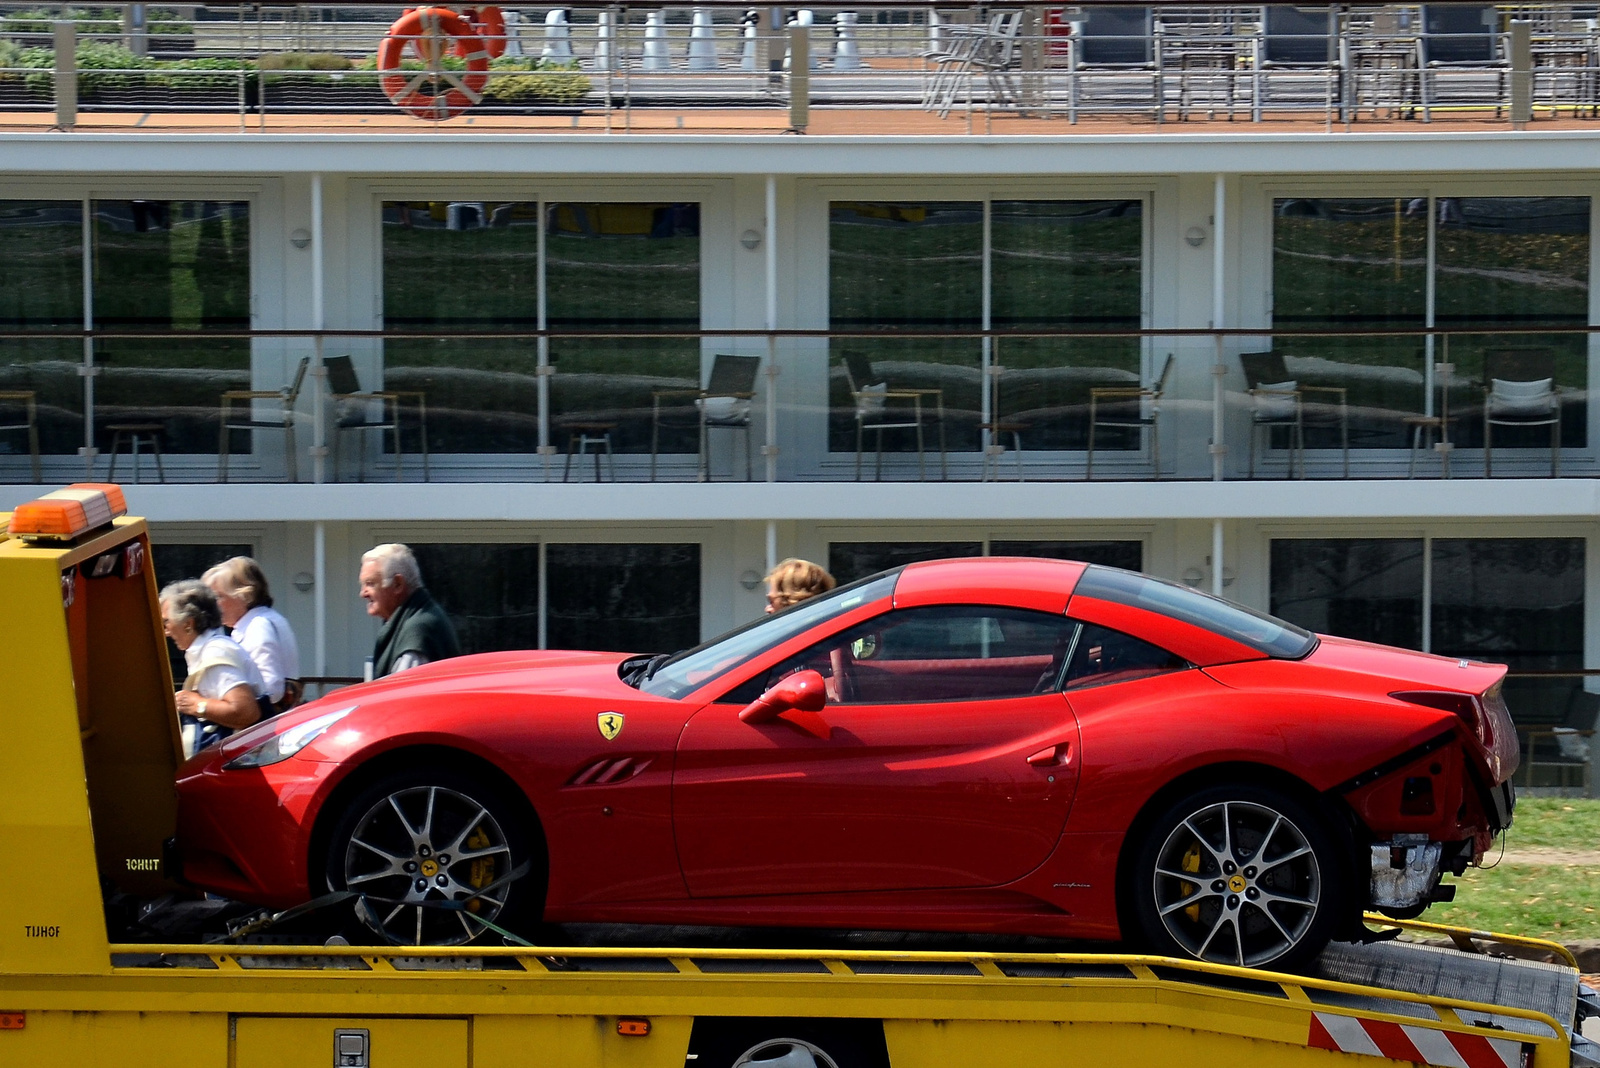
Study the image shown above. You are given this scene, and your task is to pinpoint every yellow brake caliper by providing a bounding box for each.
[1181,843,1202,923]
[465,825,495,913]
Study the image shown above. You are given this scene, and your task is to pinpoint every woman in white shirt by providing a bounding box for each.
[160,579,268,756]
[203,556,302,711]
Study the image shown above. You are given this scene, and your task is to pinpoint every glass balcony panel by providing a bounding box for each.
[381,201,540,456]
[830,202,983,465]
[91,200,251,467]
[1434,197,1589,451]
[991,201,1144,452]
[547,203,701,467]
[1271,197,1428,450]
[0,200,84,477]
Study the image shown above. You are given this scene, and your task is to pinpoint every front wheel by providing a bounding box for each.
[323,767,540,946]
[1130,783,1347,970]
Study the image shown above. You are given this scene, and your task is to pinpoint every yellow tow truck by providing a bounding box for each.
[0,486,1595,1068]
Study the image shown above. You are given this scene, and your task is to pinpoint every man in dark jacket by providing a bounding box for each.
[359,543,462,677]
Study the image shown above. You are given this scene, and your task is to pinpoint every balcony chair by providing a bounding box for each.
[1417,4,1506,121]
[1086,353,1174,481]
[218,356,309,483]
[1068,7,1158,121]
[326,354,430,483]
[0,390,41,483]
[1481,348,1561,477]
[1240,350,1349,478]
[1255,5,1344,120]
[841,350,948,482]
[650,353,761,482]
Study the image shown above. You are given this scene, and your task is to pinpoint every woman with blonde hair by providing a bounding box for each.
[202,556,302,712]
[765,558,837,614]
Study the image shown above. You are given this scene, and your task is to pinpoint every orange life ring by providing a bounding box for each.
[377,7,490,121]
[462,6,508,60]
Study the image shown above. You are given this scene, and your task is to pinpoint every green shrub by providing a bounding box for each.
[482,58,590,104]
[257,52,354,73]
[1,6,191,37]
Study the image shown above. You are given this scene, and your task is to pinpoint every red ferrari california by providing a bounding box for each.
[175,558,1518,967]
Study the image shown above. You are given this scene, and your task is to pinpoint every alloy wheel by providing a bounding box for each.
[341,784,513,945]
[1150,799,1321,967]
[733,1038,842,1068]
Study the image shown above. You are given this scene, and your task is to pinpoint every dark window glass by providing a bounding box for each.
[644,571,899,700]
[1063,622,1187,690]
[1075,565,1317,659]
[991,200,1144,450]
[407,543,540,655]
[991,540,1143,571]
[0,201,83,462]
[547,203,701,456]
[1272,197,1427,449]
[1434,197,1589,450]
[1269,538,1424,649]
[828,541,983,585]
[829,202,983,455]
[381,200,541,454]
[547,542,700,653]
[150,542,255,687]
[754,605,1080,705]
[93,200,251,455]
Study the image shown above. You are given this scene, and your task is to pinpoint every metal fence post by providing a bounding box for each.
[53,20,76,131]
[1510,20,1532,128]
[788,22,809,132]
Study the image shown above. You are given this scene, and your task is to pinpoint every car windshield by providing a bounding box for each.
[1073,566,1317,659]
[633,571,901,699]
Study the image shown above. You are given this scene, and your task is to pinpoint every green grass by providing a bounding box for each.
[1424,798,1600,941]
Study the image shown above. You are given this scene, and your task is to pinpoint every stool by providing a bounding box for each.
[981,421,1027,482]
[562,422,617,483]
[105,423,166,484]
[1402,415,1453,478]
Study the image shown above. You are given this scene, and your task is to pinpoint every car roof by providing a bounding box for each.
[893,556,1087,615]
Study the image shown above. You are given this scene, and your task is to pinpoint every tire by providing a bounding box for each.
[322,766,541,946]
[1129,782,1347,970]
[688,1019,889,1068]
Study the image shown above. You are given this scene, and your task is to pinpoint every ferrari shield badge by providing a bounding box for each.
[598,711,625,741]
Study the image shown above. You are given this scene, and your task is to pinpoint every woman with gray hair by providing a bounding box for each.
[160,579,268,756]
[203,556,301,711]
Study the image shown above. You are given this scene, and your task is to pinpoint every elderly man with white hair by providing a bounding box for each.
[359,543,461,678]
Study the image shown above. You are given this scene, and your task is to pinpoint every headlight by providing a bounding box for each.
[223,706,356,769]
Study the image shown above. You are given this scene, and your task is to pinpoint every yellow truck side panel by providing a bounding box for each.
[0,1010,226,1067]
[474,1015,695,1068]
[236,1017,469,1068]
[886,1020,1377,1068]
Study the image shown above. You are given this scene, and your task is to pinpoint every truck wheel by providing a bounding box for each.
[1131,783,1346,970]
[323,768,538,946]
[689,1019,888,1068]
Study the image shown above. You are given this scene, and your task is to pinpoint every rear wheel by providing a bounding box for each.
[323,767,540,946]
[1131,783,1346,970]
[689,1019,888,1068]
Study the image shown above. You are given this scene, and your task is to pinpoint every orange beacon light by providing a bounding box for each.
[6,484,128,543]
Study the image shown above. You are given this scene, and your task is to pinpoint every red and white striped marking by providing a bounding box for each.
[1308,1012,1525,1068]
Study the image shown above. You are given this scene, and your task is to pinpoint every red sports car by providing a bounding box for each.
[175,558,1518,967]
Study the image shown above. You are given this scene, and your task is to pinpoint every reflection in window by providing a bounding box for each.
[407,543,541,655]
[1269,538,1424,650]
[760,605,1080,704]
[991,200,1143,450]
[1271,197,1427,449]
[93,200,251,456]
[1063,622,1186,690]
[547,542,700,652]
[547,203,701,455]
[1434,197,1588,450]
[382,201,541,453]
[828,541,983,585]
[0,201,83,462]
[990,540,1143,571]
[829,202,983,454]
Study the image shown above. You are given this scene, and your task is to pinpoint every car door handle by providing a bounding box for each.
[1027,743,1071,768]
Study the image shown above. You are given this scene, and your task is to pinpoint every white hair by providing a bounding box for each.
[362,543,424,590]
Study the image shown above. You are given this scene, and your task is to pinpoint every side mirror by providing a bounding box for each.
[738,669,828,724]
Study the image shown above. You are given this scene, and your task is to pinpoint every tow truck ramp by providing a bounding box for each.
[0,495,1595,1066]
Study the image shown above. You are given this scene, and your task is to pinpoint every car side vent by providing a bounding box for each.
[568,756,653,786]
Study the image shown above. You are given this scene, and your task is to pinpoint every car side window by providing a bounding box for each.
[734,605,1081,705]
[1062,622,1187,691]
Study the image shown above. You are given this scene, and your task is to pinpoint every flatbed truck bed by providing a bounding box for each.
[0,498,1595,1067]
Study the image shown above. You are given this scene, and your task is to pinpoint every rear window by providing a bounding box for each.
[1074,566,1317,659]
